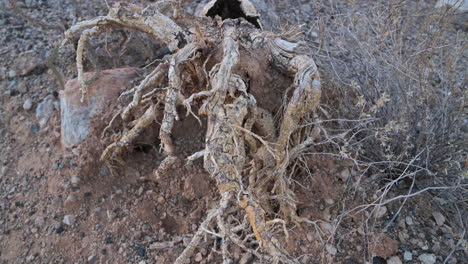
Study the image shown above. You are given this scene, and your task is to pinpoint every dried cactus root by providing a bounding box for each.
[65,1,321,263]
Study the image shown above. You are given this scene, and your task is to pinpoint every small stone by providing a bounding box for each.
[169,236,181,243]
[339,168,350,181]
[34,217,45,226]
[183,237,192,247]
[141,224,150,233]
[319,222,333,235]
[71,148,80,156]
[134,246,146,257]
[99,165,110,176]
[372,257,386,264]
[51,162,64,170]
[239,253,253,264]
[432,212,445,226]
[60,68,139,147]
[107,210,116,221]
[324,198,334,205]
[17,82,28,94]
[157,196,165,204]
[30,124,39,134]
[149,241,174,249]
[8,89,20,97]
[87,255,97,264]
[53,222,64,234]
[300,255,311,264]
[36,94,55,129]
[418,254,436,264]
[397,218,406,228]
[405,216,414,226]
[8,186,16,194]
[104,236,113,244]
[23,99,33,110]
[63,215,76,226]
[8,70,16,78]
[432,242,441,252]
[0,166,7,178]
[387,256,402,264]
[374,206,387,218]
[403,251,412,261]
[138,261,146,264]
[26,254,35,262]
[325,244,337,255]
[70,175,80,185]
[194,252,203,262]
[322,207,331,221]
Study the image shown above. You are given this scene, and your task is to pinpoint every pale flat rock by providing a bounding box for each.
[60,68,139,147]
[387,256,402,264]
[418,254,437,264]
[432,211,446,226]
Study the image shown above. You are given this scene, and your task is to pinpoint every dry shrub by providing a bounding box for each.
[294,1,466,197]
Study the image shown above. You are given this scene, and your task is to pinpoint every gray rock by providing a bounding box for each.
[432,212,446,226]
[87,255,97,264]
[36,94,55,129]
[183,237,192,247]
[17,82,28,94]
[8,70,16,78]
[325,244,337,255]
[149,241,174,250]
[23,99,33,110]
[60,68,138,147]
[403,251,413,261]
[195,252,203,262]
[405,216,414,226]
[70,175,80,185]
[339,168,351,181]
[0,166,8,178]
[34,217,45,226]
[418,254,437,264]
[387,256,402,264]
[30,124,39,134]
[375,206,387,218]
[63,215,76,226]
[7,80,17,90]
[53,221,64,233]
[432,242,441,252]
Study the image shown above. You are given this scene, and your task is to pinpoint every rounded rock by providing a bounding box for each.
[418,254,436,264]
[387,256,402,264]
[63,215,76,226]
[23,99,33,110]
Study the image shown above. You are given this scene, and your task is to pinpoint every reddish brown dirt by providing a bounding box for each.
[0,1,465,264]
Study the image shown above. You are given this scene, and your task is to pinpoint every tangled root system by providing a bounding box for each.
[63,1,321,263]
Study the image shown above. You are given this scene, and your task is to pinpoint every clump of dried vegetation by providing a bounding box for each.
[289,0,467,255]
[299,0,466,209]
